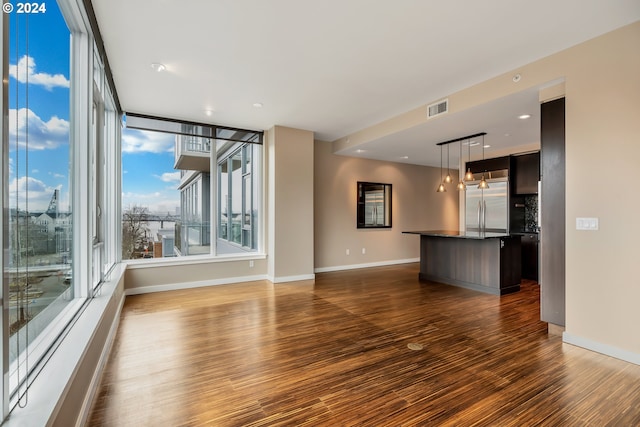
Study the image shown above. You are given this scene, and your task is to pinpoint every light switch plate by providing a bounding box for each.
[576,217,599,230]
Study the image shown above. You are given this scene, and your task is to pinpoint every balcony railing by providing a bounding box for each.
[175,220,210,256]
[183,136,211,153]
[174,136,212,171]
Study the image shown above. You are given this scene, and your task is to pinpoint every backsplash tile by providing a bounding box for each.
[524,195,538,231]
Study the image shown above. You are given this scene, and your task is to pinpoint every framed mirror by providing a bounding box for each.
[357,182,392,228]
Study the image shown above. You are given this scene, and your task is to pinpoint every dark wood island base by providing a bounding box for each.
[403,230,522,295]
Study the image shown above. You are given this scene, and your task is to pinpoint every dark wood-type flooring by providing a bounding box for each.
[87,264,640,426]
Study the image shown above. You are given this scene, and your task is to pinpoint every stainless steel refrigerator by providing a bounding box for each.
[465,178,509,233]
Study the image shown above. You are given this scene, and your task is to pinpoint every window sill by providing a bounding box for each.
[3,263,127,426]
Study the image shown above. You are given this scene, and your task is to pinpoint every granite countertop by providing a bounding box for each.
[510,230,539,235]
[402,230,513,240]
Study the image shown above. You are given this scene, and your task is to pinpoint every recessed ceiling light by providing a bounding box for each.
[504,133,510,137]
[484,144,491,148]
[356,149,366,153]
[253,102,263,108]
[150,63,166,72]
[204,110,214,117]
[401,156,409,159]
[518,114,531,119]
[469,141,480,147]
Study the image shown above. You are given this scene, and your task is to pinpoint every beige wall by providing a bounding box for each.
[563,23,640,357]
[331,22,640,360]
[125,258,268,292]
[266,126,315,282]
[314,140,459,270]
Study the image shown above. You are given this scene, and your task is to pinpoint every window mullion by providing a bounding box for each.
[1,8,9,420]
[210,139,217,256]
[72,30,92,300]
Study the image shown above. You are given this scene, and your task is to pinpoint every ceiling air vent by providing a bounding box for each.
[427,99,448,119]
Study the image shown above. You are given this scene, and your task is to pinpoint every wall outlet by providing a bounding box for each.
[362,248,366,254]
[249,260,254,268]
[576,217,599,230]
[346,249,350,255]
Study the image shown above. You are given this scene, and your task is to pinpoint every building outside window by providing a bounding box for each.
[177,170,210,256]
[217,142,260,253]
[122,121,262,260]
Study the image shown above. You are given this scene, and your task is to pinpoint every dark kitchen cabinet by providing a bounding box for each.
[540,97,566,327]
[466,155,510,175]
[512,152,540,195]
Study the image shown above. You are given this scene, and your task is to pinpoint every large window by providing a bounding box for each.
[1,0,121,417]
[5,3,75,399]
[121,116,262,260]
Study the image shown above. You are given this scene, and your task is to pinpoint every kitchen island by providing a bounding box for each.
[403,230,521,295]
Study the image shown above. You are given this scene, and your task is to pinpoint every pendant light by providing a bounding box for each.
[444,144,452,184]
[436,145,446,192]
[457,140,466,191]
[464,138,474,181]
[477,134,489,189]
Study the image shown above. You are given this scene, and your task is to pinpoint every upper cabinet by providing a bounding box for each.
[466,155,510,176]
[465,151,540,195]
[512,152,540,195]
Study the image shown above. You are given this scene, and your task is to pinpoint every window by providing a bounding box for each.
[121,127,180,259]
[1,0,121,417]
[121,116,262,260]
[217,142,260,252]
[5,3,76,400]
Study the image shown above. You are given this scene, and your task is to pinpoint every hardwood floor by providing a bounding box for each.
[87,264,640,426]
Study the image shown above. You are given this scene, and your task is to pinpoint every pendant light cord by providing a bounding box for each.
[440,145,443,180]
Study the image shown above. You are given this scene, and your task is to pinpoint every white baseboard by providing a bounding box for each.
[563,332,640,366]
[268,274,316,284]
[314,258,419,273]
[124,274,269,296]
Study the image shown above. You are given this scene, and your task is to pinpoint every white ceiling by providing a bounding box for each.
[92,0,640,167]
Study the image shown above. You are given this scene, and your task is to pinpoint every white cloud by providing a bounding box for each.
[122,191,179,214]
[9,55,70,90]
[9,176,64,211]
[156,171,181,183]
[122,129,175,154]
[9,108,69,150]
[122,191,164,200]
[32,169,39,174]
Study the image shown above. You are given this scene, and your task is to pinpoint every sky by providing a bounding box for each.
[8,1,180,214]
[121,128,180,215]
[8,3,71,212]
